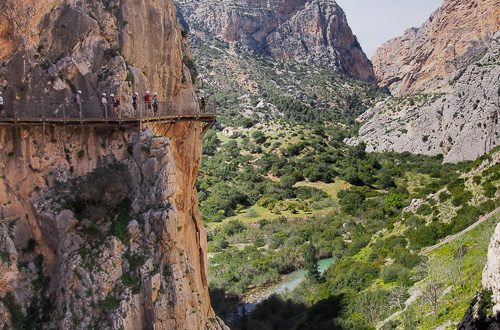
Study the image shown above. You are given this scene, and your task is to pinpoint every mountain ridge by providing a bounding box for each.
[176,0,375,82]
[372,0,500,96]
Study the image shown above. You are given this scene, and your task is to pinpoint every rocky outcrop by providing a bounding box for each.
[0,0,198,114]
[459,218,500,329]
[176,0,375,82]
[0,123,226,329]
[0,0,226,328]
[483,221,500,317]
[349,31,500,163]
[372,0,500,96]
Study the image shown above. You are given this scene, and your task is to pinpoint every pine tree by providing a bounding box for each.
[304,242,321,282]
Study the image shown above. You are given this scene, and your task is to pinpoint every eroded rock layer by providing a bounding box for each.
[0,0,225,328]
[0,123,226,329]
[176,0,375,82]
[372,0,500,96]
[0,0,198,113]
[350,24,500,163]
[483,221,500,317]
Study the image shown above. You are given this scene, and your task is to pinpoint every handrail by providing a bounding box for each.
[0,100,216,122]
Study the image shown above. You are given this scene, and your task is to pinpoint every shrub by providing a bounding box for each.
[296,186,328,201]
[483,182,497,198]
[447,178,465,197]
[224,220,246,236]
[111,201,132,243]
[449,205,481,233]
[416,204,432,216]
[338,188,366,215]
[329,259,379,292]
[478,200,496,215]
[381,264,412,286]
[202,129,221,156]
[251,131,267,144]
[384,192,405,210]
[451,190,473,207]
[2,292,24,330]
[99,294,120,312]
[439,191,451,202]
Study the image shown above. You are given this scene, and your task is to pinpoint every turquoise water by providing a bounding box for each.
[231,258,336,323]
[275,257,335,294]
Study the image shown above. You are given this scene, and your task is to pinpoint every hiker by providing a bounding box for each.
[132,92,138,114]
[74,90,82,118]
[152,92,159,114]
[0,92,4,117]
[200,97,206,113]
[101,93,108,118]
[110,94,120,117]
[144,91,152,114]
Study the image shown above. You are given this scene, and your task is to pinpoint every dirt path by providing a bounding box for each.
[419,208,500,256]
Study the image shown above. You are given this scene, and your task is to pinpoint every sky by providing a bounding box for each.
[335,0,442,58]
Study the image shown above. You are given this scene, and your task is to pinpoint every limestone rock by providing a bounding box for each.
[0,0,198,115]
[176,0,375,81]
[372,0,500,96]
[483,222,500,316]
[0,123,227,329]
[0,3,218,325]
[349,32,500,163]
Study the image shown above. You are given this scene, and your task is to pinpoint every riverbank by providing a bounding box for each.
[242,258,335,304]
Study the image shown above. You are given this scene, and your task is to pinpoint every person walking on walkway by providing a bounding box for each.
[200,97,206,113]
[144,91,152,114]
[152,93,159,114]
[74,90,82,119]
[111,94,120,117]
[0,92,4,117]
[101,93,108,118]
[132,92,138,114]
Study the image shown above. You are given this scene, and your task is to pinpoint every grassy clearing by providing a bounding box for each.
[208,199,337,230]
[295,179,351,199]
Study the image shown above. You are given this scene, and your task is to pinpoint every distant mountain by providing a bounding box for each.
[176,0,375,82]
[350,0,500,163]
[372,0,500,96]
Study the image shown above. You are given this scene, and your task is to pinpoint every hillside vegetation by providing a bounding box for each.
[191,28,500,330]
[201,112,499,327]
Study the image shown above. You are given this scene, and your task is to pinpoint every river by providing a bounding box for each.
[229,257,335,322]
[273,258,335,294]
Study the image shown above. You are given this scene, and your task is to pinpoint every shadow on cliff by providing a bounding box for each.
[210,288,346,330]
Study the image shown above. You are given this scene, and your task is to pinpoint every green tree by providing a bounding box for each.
[251,131,267,144]
[384,192,405,211]
[304,242,321,282]
[202,129,221,156]
[338,188,366,215]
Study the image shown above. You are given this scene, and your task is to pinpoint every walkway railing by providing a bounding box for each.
[0,100,216,124]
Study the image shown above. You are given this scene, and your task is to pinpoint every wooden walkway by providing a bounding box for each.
[0,113,216,126]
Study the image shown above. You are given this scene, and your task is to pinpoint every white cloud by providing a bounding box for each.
[335,0,442,58]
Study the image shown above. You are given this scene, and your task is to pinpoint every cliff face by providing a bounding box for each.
[0,124,226,329]
[348,32,500,163]
[176,0,375,82]
[0,0,225,328]
[0,0,198,113]
[372,0,500,96]
[350,0,500,163]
